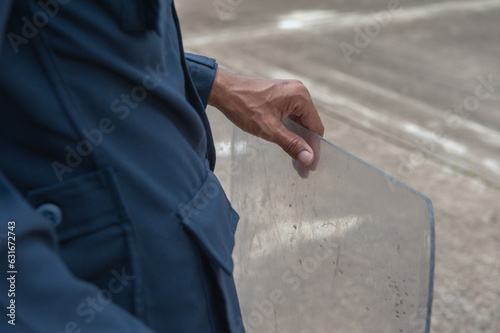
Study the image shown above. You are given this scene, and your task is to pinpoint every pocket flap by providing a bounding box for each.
[177,171,239,275]
[27,168,128,242]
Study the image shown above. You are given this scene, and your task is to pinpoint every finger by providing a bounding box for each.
[272,122,314,166]
[289,87,324,137]
[307,133,321,171]
[299,104,324,137]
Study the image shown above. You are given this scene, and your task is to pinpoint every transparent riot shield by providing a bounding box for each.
[228,118,434,333]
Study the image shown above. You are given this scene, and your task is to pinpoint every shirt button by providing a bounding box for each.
[36,203,63,227]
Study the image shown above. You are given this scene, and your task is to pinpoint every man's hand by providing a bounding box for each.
[208,68,324,166]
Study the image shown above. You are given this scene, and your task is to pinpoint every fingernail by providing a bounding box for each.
[298,150,313,165]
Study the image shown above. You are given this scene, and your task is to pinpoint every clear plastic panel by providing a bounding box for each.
[229,118,434,333]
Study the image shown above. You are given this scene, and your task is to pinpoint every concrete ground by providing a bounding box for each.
[177,0,500,332]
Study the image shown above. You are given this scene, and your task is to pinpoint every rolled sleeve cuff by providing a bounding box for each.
[185,53,218,109]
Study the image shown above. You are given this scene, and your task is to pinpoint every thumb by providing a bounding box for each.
[272,123,314,166]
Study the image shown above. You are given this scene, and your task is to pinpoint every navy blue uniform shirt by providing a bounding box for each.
[0,0,244,332]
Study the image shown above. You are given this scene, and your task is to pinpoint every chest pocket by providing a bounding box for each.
[27,168,140,316]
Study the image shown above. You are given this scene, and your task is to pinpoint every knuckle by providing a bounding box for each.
[294,85,311,100]
[282,136,302,155]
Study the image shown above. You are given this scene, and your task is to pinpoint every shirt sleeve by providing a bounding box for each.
[185,53,218,109]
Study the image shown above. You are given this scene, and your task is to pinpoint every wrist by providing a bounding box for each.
[208,68,234,109]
